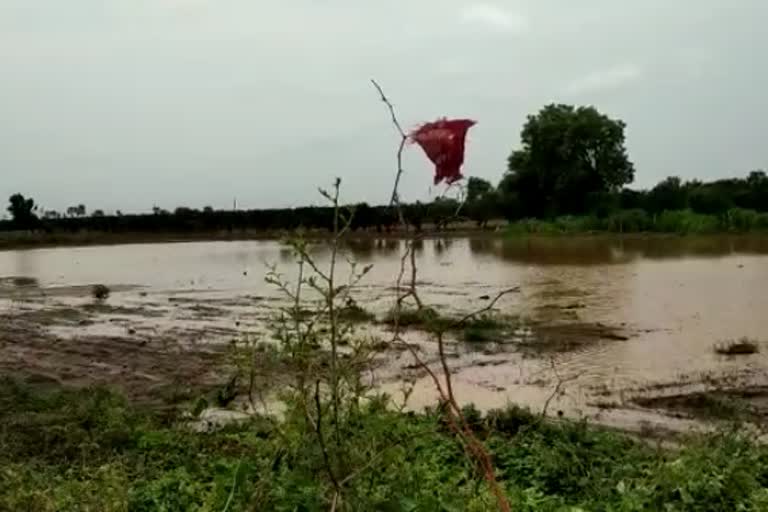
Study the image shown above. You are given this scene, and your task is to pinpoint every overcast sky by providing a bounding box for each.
[1,1,766,213]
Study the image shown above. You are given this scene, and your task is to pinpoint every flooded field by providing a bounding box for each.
[2,235,767,433]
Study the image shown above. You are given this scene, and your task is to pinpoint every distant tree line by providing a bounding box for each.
[3,103,767,235]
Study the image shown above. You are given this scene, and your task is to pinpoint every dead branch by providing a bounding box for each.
[370,79,408,209]
[541,357,580,418]
[451,287,520,329]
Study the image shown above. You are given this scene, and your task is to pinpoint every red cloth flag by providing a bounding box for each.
[409,118,476,185]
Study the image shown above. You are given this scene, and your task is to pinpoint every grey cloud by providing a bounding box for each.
[564,64,644,95]
[459,3,529,33]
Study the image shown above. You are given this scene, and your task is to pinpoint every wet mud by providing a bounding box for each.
[2,236,768,434]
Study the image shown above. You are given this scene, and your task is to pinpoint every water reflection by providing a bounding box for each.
[467,235,768,266]
[468,237,496,254]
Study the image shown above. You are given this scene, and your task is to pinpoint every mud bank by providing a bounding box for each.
[0,283,763,437]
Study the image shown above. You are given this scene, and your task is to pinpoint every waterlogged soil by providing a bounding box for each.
[1,235,768,434]
[0,311,227,404]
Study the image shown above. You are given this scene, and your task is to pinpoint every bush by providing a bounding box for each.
[654,210,720,234]
[382,307,451,331]
[3,382,768,511]
[92,284,110,301]
[605,209,653,232]
[722,208,765,232]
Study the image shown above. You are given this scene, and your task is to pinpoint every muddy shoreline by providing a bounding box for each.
[2,280,765,436]
[2,236,768,435]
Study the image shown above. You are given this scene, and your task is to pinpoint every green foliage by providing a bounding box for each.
[7,193,38,228]
[504,104,635,217]
[383,308,511,340]
[655,210,720,234]
[603,208,653,232]
[462,314,509,342]
[466,177,493,203]
[2,381,767,511]
[504,208,768,236]
[383,306,447,330]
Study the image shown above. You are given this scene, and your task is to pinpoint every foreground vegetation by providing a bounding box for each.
[2,379,767,511]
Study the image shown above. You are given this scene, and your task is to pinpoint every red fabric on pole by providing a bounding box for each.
[409,118,476,185]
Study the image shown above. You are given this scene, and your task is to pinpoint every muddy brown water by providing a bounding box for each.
[1,235,767,432]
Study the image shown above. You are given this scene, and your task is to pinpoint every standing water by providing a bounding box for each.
[1,235,767,429]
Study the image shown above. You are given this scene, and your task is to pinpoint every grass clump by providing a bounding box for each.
[91,283,111,302]
[463,326,498,342]
[714,337,761,355]
[2,379,768,511]
[384,308,511,342]
[383,306,451,331]
[635,391,754,423]
[337,298,375,323]
[680,394,751,421]
[462,314,509,343]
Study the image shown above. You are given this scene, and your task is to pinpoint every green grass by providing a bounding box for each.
[382,306,452,331]
[2,379,768,511]
[682,393,751,421]
[337,301,376,323]
[462,314,509,343]
[463,326,498,342]
[383,308,512,342]
[506,208,768,236]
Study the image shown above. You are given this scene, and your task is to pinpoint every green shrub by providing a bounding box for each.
[655,210,720,234]
[722,208,764,232]
[3,381,768,511]
[605,209,653,232]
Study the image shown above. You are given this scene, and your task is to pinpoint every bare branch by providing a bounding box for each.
[541,357,580,418]
[370,79,408,210]
[451,287,520,329]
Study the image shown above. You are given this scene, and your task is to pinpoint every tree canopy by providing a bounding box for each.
[502,104,635,217]
[7,194,38,228]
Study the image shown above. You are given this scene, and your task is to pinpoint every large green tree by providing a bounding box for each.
[466,177,493,203]
[7,193,38,228]
[465,177,498,227]
[502,104,635,217]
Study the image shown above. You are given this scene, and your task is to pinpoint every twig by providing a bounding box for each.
[451,287,520,328]
[370,79,409,214]
[221,459,242,512]
[326,179,343,447]
[330,491,339,512]
[541,357,580,418]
